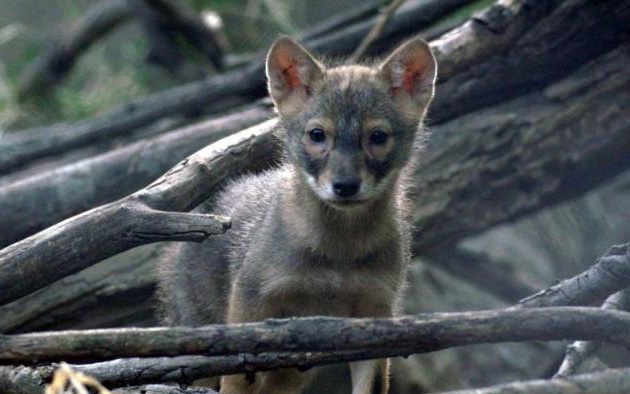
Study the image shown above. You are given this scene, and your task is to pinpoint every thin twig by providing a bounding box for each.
[346,0,407,63]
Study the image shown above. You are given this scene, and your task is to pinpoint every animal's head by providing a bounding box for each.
[266,37,437,210]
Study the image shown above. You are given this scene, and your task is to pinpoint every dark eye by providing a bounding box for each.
[309,128,326,143]
[370,130,388,145]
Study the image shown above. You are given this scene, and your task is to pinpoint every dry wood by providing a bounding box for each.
[1,307,630,364]
[517,244,630,308]
[3,241,627,385]
[554,288,630,377]
[0,104,273,248]
[437,367,630,394]
[0,120,278,305]
[0,0,554,175]
[411,44,630,251]
[0,246,159,333]
[0,350,395,390]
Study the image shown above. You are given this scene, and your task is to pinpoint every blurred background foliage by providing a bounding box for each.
[0,0,494,131]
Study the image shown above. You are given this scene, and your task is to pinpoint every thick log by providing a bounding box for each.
[0,0,551,175]
[1,307,630,364]
[0,104,273,248]
[431,0,630,123]
[2,242,627,386]
[0,120,277,305]
[411,44,630,251]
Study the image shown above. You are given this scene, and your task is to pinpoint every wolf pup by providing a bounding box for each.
[158,36,437,394]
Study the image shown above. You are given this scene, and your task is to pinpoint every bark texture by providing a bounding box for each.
[1,307,630,364]
[0,119,280,305]
[0,104,273,248]
[518,243,630,308]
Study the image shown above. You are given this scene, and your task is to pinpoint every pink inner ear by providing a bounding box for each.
[275,50,303,90]
[281,64,302,90]
[402,60,426,95]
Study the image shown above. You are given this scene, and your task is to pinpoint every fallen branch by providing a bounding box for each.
[0,119,278,305]
[0,245,159,333]
[517,243,630,308]
[2,307,630,364]
[0,103,273,248]
[2,241,629,386]
[553,288,630,377]
[0,350,396,390]
[411,44,630,251]
[437,367,630,394]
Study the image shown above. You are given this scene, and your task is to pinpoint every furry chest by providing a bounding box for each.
[258,265,398,318]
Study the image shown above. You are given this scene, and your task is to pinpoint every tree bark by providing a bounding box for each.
[1,307,630,364]
[411,44,630,251]
[113,386,217,394]
[0,120,276,305]
[0,246,159,333]
[0,104,272,248]
[517,243,630,308]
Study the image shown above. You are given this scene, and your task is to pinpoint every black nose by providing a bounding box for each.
[332,179,360,198]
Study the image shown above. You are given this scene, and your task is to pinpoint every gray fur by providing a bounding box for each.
[156,36,437,394]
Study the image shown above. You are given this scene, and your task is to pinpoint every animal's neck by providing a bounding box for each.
[281,166,402,262]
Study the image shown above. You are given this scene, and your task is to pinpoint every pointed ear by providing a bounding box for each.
[266,37,324,117]
[378,38,437,120]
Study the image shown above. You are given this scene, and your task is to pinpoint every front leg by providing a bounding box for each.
[350,359,389,394]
